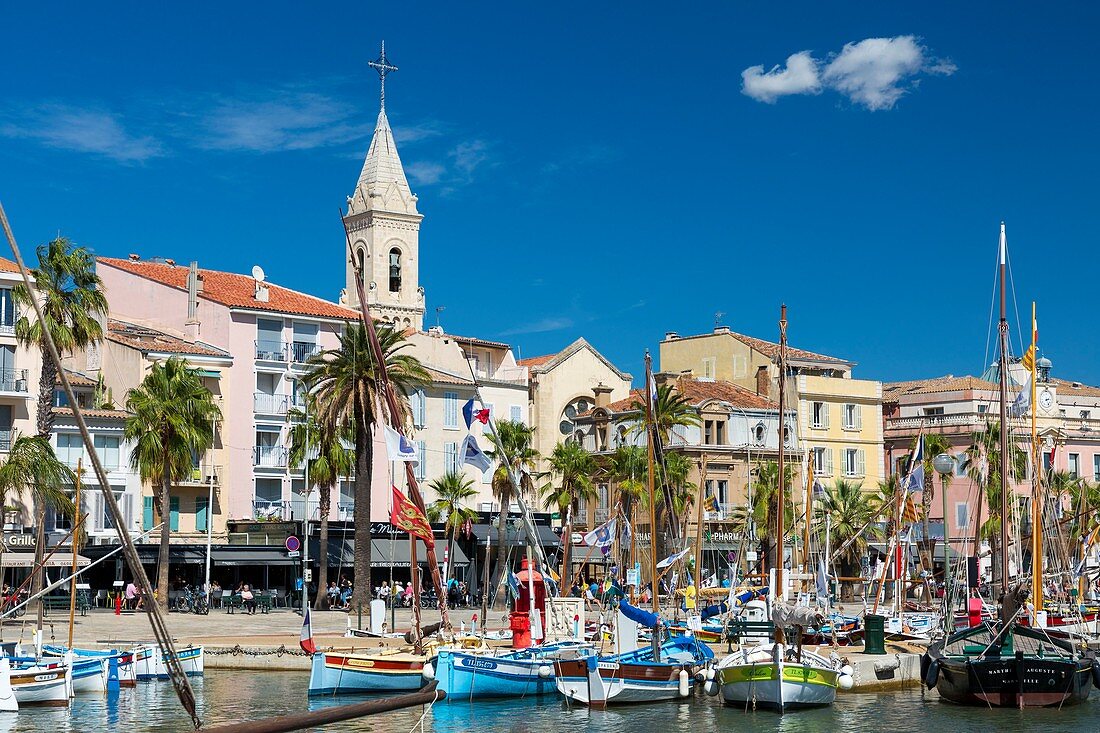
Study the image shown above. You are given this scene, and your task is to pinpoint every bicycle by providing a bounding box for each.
[175,585,210,615]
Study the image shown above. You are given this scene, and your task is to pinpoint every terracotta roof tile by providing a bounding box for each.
[448,333,511,350]
[107,319,231,358]
[0,257,20,274]
[723,331,848,365]
[58,369,97,388]
[883,375,999,401]
[98,257,358,320]
[1050,378,1100,398]
[517,353,556,368]
[52,406,131,420]
[425,367,474,387]
[601,378,776,414]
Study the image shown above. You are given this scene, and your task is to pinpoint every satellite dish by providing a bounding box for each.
[251,265,266,282]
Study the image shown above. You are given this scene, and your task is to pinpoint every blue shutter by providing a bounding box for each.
[195,497,209,532]
[169,496,180,532]
[143,496,154,531]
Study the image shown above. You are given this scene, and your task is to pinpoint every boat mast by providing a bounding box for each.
[1029,300,1042,620]
[644,351,660,616]
[776,305,787,602]
[803,450,813,593]
[997,223,1011,601]
[694,452,708,594]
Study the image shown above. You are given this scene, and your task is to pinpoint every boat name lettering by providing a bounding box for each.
[347,658,376,668]
[459,658,498,670]
[597,662,620,670]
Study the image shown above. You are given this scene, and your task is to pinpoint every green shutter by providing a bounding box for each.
[143,496,154,531]
[169,497,180,532]
[195,497,209,533]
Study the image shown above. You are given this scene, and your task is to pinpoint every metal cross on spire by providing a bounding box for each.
[368,40,398,110]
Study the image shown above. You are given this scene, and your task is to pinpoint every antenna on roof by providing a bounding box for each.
[435,305,445,329]
[251,265,266,283]
[714,311,725,328]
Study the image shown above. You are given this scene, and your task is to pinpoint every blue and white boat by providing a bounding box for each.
[42,644,136,687]
[433,640,590,700]
[131,643,204,680]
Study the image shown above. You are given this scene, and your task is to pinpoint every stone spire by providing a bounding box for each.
[346,107,417,216]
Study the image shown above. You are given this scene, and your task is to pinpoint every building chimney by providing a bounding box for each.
[664,331,679,341]
[592,382,613,409]
[165,258,176,267]
[128,253,140,261]
[755,365,770,397]
[185,261,201,339]
[714,325,731,335]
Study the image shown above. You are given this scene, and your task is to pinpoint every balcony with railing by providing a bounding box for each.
[594,507,610,524]
[253,499,290,520]
[254,392,289,415]
[0,309,16,336]
[0,369,29,395]
[0,429,10,451]
[253,446,289,468]
[255,340,288,361]
[291,341,321,364]
[177,463,223,486]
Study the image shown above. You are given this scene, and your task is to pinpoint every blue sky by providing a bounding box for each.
[3,3,1098,385]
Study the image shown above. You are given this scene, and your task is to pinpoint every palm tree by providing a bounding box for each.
[815,478,882,598]
[288,401,353,611]
[748,461,796,573]
[966,420,1028,589]
[14,237,108,438]
[1066,478,1100,543]
[426,472,478,585]
[607,444,646,570]
[484,420,540,592]
[305,322,429,611]
[0,434,76,625]
[625,384,701,442]
[541,442,598,585]
[124,358,220,609]
[662,451,696,534]
[914,433,954,598]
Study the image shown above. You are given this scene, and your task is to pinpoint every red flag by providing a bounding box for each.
[473,408,490,424]
[462,517,474,540]
[300,606,316,654]
[390,486,436,550]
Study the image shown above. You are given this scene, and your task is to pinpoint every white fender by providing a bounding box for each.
[421,661,435,681]
[538,665,552,679]
[838,673,854,690]
[840,664,854,677]
[678,669,690,697]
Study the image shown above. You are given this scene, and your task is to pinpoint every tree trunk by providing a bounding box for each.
[32,502,46,631]
[157,473,171,609]
[491,489,510,610]
[561,504,573,588]
[36,352,56,438]
[920,474,935,604]
[313,483,331,611]
[351,406,373,615]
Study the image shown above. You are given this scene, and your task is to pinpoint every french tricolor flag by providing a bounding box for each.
[300,606,316,654]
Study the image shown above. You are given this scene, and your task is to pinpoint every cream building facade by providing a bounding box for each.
[660,326,884,491]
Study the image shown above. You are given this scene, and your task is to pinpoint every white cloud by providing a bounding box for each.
[498,316,573,336]
[741,51,821,104]
[741,36,955,110]
[198,91,370,152]
[449,140,489,176]
[392,121,445,144]
[0,105,163,163]
[406,161,446,185]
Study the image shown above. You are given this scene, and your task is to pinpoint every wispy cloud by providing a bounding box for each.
[542,144,618,174]
[0,104,163,163]
[498,316,574,336]
[406,161,446,185]
[742,36,955,110]
[449,140,489,176]
[196,90,371,152]
[392,120,446,144]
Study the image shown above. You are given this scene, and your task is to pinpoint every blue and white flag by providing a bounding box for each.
[656,546,691,570]
[582,517,618,557]
[904,434,924,493]
[462,399,490,429]
[383,424,418,464]
[815,556,829,601]
[621,518,632,546]
[460,434,492,472]
[1009,376,1031,418]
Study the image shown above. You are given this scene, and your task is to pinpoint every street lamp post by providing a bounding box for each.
[933,452,956,634]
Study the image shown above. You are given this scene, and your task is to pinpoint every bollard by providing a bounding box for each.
[115,595,122,616]
[107,655,120,692]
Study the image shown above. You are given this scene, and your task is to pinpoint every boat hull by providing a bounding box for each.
[553,657,689,706]
[931,654,1093,707]
[71,658,107,694]
[132,644,204,680]
[308,651,426,696]
[718,662,838,710]
[436,649,555,699]
[10,666,69,707]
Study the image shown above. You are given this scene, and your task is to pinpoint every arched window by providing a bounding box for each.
[389,248,402,292]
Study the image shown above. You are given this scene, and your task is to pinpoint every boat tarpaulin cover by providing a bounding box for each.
[618,601,660,630]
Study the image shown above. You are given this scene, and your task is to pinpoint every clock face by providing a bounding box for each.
[1039,390,1054,410]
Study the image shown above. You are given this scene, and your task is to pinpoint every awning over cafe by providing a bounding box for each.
[0,552,90,568]
[468,523,560,549]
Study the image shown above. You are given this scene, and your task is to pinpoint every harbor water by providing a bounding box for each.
[6,672,1100,732]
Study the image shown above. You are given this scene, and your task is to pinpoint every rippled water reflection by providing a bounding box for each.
[6,672,1100,732]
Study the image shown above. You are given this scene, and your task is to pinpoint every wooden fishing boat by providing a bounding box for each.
[308,649,430,696]
[10,661,69,707]
[43,644,135,688]
[433,640,589,700]
[716,642,844,711]
[132,643,204,680]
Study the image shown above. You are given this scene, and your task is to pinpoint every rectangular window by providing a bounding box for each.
[843,404,862,430]
[812,446,833,476]
[702,357,716,380]
[955,453,968,477]
[143,496,154,531]
[256,318,284,359]
[169,496,180,532]
[415,441,426,481]
[1082,410,1092,421]
[0,288,15,331]
[195,497,209,532]
[291,321,320,362]
[704,420,714,444]
[56,433,83,467]
[479,502,494,513]
[444,442,458,474]
[411,389,427,429]
[955,502,969,529]
[924,406,945,416]
[717,479,729,506]
[978,404,988,414]
[811,401,829,429]
[715,420,726,445]
[1069,453,1080,479]
[255,478,282,502]
[731,355,747,379]
[1094,454,1100,482]
[843,448,865,477]
[443,392,459,429]
[94,435,120,471]
[510,405,522,424]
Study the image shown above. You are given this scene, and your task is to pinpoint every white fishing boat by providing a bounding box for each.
[10,661,70,707]
[132,643,204,680]
[0,659,16,712]
[715,641,848,711]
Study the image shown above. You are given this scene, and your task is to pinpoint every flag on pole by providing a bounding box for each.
[815,555,829,601]
[656,546,691,570]
[583,517,618,557]
[1009,376,1032,417]
[299,606,316,654]
[390,485,435,550]
[901,491,920,524]
[462,399,490,429]
[1022,309,1038,372]
[904,434,925,493]
[703,492,719,513]
[383,424,419,463]
[460,434,492,472]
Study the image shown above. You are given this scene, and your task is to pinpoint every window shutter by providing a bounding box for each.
[196,497,209,533]
[823,403,830,428]
[445,442,458,474]
[855,404,863,430]
[169,497,180,532]
[415,441,426,480]
[444,392,458,428]
[143,496,154,531]
[857,449,866,477]
[824,449,834,476]
[510,405,522,423]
